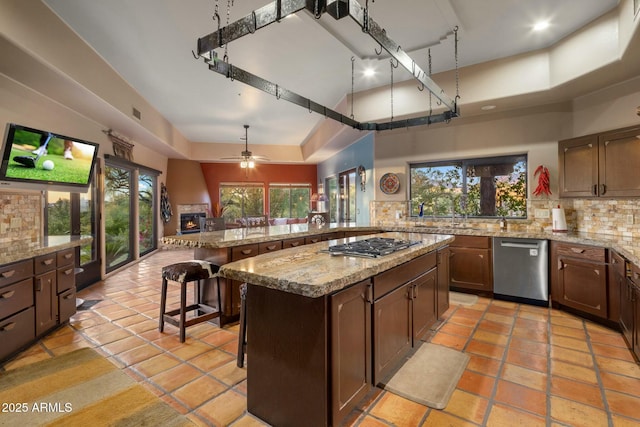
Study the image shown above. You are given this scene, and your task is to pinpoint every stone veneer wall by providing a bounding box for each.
[370,198,640,237]
[0,191,42,252]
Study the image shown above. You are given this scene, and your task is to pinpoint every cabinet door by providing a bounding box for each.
[608,251,625,322]
[633,286,640,361]
[412,268,437,343]
[35,271,58,336]
[437,247,450,318]
[620,279,634,349]
[373,283,411,383]
[558,135,598,198]
[598,126,640,197]
[450,247,492,292]
[330,280,371,426]
[557,256,607,318]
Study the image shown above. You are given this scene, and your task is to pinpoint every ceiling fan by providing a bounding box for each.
[220,124,269,168]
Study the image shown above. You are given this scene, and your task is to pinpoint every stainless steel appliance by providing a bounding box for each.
[492,237,549,305]
[324,237,420,258]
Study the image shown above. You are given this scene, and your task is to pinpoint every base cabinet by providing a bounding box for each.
[412,269,437,342]
[330,280,371,425]
[450,236,492,294]
[551,242,607,318]
[436,247,450,318]
[628,264,640,361]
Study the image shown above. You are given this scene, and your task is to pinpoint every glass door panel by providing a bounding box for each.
[138,173,156,256]
[104,164,133,271]
[327,176,338,223]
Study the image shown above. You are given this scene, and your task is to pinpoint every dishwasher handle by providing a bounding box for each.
[499,241,539,249]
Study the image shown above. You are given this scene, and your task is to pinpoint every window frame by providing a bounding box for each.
[409,154,528,219]
[268,183,311,219]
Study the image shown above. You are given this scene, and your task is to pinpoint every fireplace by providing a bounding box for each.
[180,212,206,234]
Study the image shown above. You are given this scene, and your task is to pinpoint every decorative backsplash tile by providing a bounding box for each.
[370,198,640,237]
[0,191,42,253]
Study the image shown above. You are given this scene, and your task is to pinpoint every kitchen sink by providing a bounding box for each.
[413,223,483,231]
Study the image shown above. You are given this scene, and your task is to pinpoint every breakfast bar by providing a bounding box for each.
[217,231,454,427]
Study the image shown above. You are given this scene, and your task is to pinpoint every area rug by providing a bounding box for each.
[382,343,469,409]
[449,291,479,306]
[0,347,194,426]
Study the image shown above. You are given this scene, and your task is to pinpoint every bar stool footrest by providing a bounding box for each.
[163,304,221,328]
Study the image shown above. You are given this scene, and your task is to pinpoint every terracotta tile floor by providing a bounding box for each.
[3,248,640,426]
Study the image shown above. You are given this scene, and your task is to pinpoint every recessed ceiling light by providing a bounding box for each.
[481,105,496,111]
[363,68,375,77]
[533,20,550,32]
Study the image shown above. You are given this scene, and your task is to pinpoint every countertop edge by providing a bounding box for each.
[1,235,93,265]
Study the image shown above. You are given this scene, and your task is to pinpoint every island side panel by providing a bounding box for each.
[247,284,329,427]
[194,247,239,325]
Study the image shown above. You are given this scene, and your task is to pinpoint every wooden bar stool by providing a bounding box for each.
[159,260,222,343]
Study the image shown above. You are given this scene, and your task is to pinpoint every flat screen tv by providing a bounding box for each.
[0,123,99,193]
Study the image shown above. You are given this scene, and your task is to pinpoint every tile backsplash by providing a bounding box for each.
[371,198,640,237]
[0,191,42,253]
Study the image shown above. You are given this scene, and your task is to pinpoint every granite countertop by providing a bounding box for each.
[219,231,454,298]
[0,235,93,265]
[161,223,380,249]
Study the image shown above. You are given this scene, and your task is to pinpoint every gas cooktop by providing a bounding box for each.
[323,237,420,258]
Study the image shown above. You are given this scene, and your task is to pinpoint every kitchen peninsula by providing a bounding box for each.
[217,231,453,427]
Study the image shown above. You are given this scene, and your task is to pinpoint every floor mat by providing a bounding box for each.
[382,343,469,409]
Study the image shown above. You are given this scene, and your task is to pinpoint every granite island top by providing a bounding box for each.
[219,231,454,298]
[0,235,93,265]
[163,222,640,268]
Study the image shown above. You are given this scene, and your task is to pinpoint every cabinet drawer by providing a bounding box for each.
[57,248,75,267]
[305,236,322,245]
[556,243,605,262]
[58,287,76,324]
[0,278,33,320]
[34,253,57,275]
[374,252,436,300]
[57,265,76,294]
[259,241,283,254]
[231,244,260,260]
[321,232,341,241]
[450,235,491,249]
[0,260,33,288]
[283,237,305,249]
[0,307,35,361]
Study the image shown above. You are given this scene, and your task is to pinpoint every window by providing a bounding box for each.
[410,154,527,219]
[269,184,311,219]
[219,184,264,222]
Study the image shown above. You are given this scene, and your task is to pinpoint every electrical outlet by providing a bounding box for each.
[626,214,634,225]
[535,209,550,219]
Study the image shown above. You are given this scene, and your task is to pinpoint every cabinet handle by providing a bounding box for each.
[593,185,598,196]
[414,285,419,298]
[290,242,300,247]
[62,268,73,276]
[600,184,606,195]
[558,260,564,270]
[478,254,484,259]
[63,293,74,300]
[35,279,42,292]
[1,290,15,299]
[0,322,16,332]
[366,284,373,304]
[63,253,73,259]
[266,245,276,251]
[42,258,54,266]
[570,248,585,254]
[0,270,15,279]
[241,249,253,255]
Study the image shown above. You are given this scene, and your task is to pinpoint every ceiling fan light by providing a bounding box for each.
[240,160,248,168]
[248,159,255,168]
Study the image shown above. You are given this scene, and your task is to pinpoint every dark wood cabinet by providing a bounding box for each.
[551,242,607,318]
[436,247,450,318]
[372,252,437,383]
[449,236,492,294]
[412,268,437,342]
[34,254,58,336]
[559,125,640,198]
[628,263,640,361]
[330,280,371,425]
[608,251,624,323]
[621,271,635,351]
[0,259,35,361]
[373,282,411,383]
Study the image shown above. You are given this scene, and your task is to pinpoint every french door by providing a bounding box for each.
[45,170,101,290]
[338,169,357,223]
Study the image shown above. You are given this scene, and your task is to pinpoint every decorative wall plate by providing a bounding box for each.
[310,214,327,225]
[380,173,400,194]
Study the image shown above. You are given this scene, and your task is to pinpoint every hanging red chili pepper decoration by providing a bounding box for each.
[533,165,552,196]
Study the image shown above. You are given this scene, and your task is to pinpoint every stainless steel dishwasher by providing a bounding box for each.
[492,237,549,305]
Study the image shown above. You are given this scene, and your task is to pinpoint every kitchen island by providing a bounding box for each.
[218,231,454,427]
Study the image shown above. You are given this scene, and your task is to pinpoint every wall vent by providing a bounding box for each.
[132,107,141,120]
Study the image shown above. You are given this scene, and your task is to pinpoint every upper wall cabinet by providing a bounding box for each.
[559,125,640,198]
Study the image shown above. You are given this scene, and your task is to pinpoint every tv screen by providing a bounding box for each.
[0,123,99,193]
